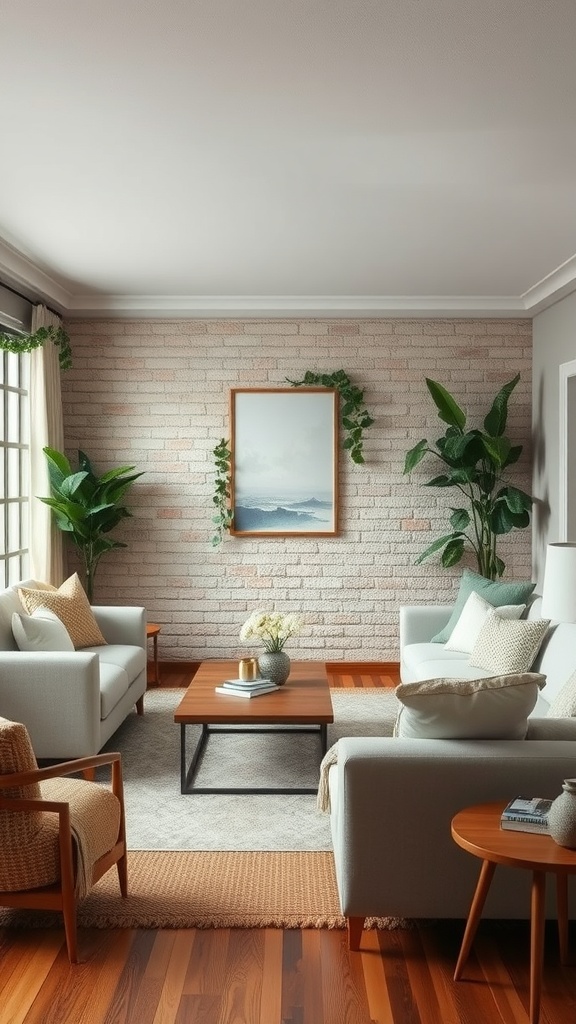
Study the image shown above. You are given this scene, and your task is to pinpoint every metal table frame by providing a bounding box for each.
[180,721,328,794]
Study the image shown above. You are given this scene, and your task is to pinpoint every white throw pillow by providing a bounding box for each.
[469,612,550,674]
[394,672,546,740]
[12,608,75,653]
[444,591,526,654]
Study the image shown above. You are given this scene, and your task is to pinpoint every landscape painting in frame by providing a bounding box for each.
[231,388,338,536]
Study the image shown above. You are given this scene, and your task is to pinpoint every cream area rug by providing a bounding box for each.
[97,687,399,852]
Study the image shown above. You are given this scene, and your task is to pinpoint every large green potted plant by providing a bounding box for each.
[403,374,532,580]
[40,447,143,601]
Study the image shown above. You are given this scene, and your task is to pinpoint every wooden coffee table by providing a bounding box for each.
[452,801,576,1024]
[174,660,334,795]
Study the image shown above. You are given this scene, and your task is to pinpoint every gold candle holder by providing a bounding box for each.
[239,657,259,681]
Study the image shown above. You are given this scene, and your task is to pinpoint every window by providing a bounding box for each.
[0,348,29,586]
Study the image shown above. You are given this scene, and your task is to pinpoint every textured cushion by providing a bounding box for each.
[469,612,550,674]
[0,717,44,874]
[18,574,106,650]
[12,608,74,652]
[431,569,536,643]
[444,591,526,654]
[394,672,546,739]
[547,669,576,718]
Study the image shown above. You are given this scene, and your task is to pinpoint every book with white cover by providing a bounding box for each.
[215,683,279,698]
[500,797,552,834]
[221,678,275,689]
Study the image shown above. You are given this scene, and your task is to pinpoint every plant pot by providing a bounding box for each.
[257,651,291,686]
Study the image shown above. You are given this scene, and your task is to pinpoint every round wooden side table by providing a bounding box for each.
[451,801,576,1024]
[146,623,162,686]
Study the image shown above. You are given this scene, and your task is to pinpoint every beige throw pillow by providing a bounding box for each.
[547,669,576,718]
[468,611,550,675]
[18,573,107,649]
[394,672,546,739]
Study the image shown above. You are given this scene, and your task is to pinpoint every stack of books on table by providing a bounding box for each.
[214,678,280,698]
[500,797,553,834]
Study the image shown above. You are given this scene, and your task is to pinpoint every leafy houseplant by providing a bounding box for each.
[403,374,532,580]
[40,448,143,601]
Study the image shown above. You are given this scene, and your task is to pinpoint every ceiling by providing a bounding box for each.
[2,0,576,318]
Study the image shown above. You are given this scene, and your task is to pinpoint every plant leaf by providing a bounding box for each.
[483,373,520,437]
[404,440,427,474]
[441,537,465,567]
[450,508,471,531]
[414,533,459,564]
[426,379,466,430]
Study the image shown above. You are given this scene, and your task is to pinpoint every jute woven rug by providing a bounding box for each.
[0,851,404,931]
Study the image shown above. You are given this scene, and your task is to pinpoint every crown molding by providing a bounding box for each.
[65,292,527,318]
[1,236,576,319]
[521,253,576,315]
[0,239,72,312]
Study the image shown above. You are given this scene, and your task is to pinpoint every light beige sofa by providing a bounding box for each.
[327,599,576,934]
[0,580,147,759]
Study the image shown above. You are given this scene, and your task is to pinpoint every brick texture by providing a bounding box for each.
[62,318,533,662]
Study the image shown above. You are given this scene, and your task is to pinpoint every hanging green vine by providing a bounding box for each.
[286,369,374,464]
[0,324,73,370]
[210,369,374,546]
[211,437,234,547]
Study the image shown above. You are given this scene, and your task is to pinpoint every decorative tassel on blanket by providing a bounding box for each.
[316,742,339,812]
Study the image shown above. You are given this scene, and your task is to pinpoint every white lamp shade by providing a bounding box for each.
[541,542,576,622]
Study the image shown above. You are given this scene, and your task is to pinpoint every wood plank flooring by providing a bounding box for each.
[1,663,575,1024]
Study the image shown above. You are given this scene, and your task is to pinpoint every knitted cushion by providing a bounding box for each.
[547,669,576,718]
[18,573,106,649]
[469,612,550,675]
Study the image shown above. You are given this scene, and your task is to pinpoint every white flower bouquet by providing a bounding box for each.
[240,610,304,653]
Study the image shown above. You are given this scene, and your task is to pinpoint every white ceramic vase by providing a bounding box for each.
[257,650,291,686]
[548,778,576,848]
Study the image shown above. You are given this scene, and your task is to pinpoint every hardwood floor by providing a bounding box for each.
[1,663,575,1024]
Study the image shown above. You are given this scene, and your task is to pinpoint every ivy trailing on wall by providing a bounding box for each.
[211,437,234,547]
[286,369,374,464]
[0,325,73,370]
[211,370,374,546]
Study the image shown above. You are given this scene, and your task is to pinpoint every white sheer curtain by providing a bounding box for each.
[28,304,65,585]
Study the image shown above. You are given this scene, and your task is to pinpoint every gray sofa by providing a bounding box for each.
[327,597,576,940]
[0,580,147,759]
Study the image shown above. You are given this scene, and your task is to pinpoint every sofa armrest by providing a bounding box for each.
[399,605,453,647]
[0,651,101,757]
[330,736,576,920]
[92,606,146,647]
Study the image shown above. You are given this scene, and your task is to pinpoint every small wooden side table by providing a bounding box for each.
[452,801,576,1024]
[146,623,162,686]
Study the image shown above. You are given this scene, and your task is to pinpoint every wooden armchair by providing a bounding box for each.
[0,716,127,962]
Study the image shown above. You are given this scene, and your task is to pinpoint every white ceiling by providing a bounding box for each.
[2,0,576,318]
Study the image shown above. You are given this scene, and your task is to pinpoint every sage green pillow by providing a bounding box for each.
[431,568,536,644]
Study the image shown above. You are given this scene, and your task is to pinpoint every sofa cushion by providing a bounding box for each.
[82,643,146,680]
[0,579,46,652]
[18,574,107,650]
[431,569,536,644]
[402,642,494,684]
[394,672,546,739]
[12,609,74,652]
[98,663,131,719]
[469,612,550,674]
[444,591,526,654]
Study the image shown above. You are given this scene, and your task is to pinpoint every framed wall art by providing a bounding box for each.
[230,388,339,536]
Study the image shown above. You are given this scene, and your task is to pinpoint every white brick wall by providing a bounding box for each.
[62,317,533,662]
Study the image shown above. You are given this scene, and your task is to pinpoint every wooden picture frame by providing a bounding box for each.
[230,388,339,537]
